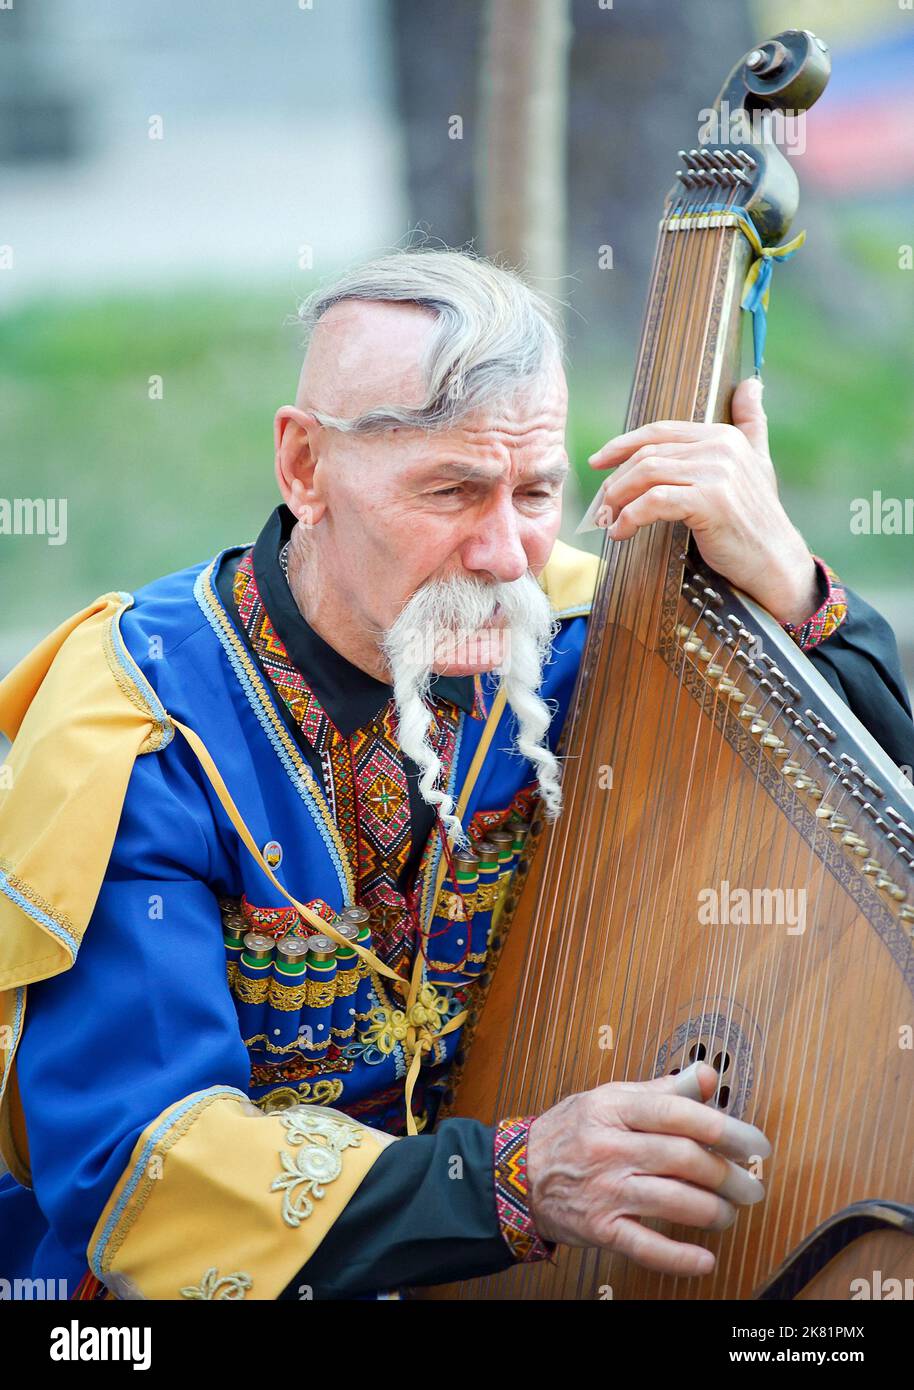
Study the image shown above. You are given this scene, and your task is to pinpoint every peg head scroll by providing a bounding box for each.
[665,30,832,247]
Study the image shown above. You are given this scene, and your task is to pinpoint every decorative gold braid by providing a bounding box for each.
[306,980,337,1008]
[474,882,502,911]
[233,974,271,1005]
[0,855,79,946]
[101,612,172,754]
[426,949,487,971]
[332,969,360,999]
[244,1032,333,1056]
[256,1081,344,1112]
[265,978,308,1011]
[233,971,358,1011]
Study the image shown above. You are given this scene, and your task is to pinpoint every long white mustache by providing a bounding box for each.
[381,571,563,846]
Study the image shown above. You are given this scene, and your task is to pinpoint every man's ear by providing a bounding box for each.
[273,406,327,527]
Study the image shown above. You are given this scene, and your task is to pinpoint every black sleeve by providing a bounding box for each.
[804,585,914,772]
[276,1117,519,1300]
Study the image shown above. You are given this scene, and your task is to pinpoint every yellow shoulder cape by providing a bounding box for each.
[539,536,602,618]
[0,592,173,1178]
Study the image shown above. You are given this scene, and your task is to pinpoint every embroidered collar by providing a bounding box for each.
[251,505,478,739]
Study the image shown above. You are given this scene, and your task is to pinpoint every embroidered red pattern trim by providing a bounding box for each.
[232,552,462,977]
[240,894,336,940]
[468,785,539,844]
[493,1115,556,1264]
[779,555,848,653]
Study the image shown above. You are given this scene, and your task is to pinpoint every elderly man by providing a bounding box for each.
[1,250,912,1302]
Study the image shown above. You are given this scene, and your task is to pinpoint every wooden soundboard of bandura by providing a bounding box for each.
[425,613,914,1300]
[421,29,914,1297]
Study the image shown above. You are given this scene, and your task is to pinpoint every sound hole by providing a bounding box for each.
[672,1044,731,1104]
[654,1012,754,1119]
[675,1042,735,1076]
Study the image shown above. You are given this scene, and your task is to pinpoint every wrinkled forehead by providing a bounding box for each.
[456,366,569,434]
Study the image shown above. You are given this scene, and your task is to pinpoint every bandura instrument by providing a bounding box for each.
[429,29,914,1300]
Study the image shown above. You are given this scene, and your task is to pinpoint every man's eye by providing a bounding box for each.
[433,486,463,497]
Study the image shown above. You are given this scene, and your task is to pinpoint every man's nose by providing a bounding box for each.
[460,494,529,583]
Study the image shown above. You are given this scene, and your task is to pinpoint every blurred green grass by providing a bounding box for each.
[1,267,911,642]
[0,285,307,633]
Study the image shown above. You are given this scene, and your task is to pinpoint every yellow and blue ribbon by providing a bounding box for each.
[671,203,806,373]
[731,206,806,373]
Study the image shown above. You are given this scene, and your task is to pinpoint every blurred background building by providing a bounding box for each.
[1,0,911,692]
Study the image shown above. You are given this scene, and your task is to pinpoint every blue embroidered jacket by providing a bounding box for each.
[0,512,912,1300]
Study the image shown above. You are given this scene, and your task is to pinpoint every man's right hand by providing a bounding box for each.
[525,1061,769,1276]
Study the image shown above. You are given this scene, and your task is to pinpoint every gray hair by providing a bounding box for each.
[295,248,564,434]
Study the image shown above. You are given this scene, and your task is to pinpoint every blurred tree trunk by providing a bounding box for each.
[389,0,756,352]
[567,0,755,356]
[389,0,484,248]
[478,0,572,292]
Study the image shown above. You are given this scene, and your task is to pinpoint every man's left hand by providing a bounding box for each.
[585,376,819,626]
